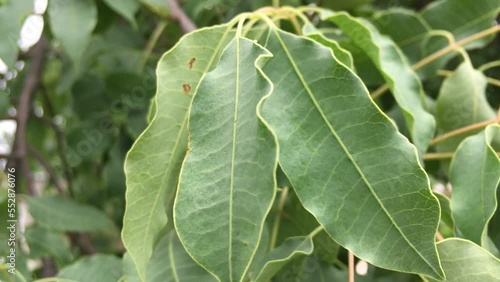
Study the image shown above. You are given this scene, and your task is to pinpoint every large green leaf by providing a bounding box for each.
[57,254,122,282]
[174,36,277,282]
[102,0,140,28]
[421,0,500,49]
[252,236,314,282]
[259,28,444,280]
[324,12,435,155]
[122,24,235,281]
[147,231,217,282]
[426,239,500,282]
[26,195,115,232]
[48,0,97,66]
[435,61,497,154]
[25,227,72,267]
[450,125,500,246]
[0,0,32,68]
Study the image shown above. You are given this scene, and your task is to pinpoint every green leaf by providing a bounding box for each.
[371,8,431,70]
[302,23,354,70]
[147,231,217,282]
[252,236,314,282]
[174,36,277,282]
[26,195,115,232]
[426,239,500,282]
[139,0,169,17]
[450,125,500,246]
[433,192,454,238]
[0,0,32,68]
[259,28,444,280]
[421,0,500,49]
[102,0,140,28]
[435,61,497,154]
[122,253,141,282]
[122,24,235,281]
[57,254,122,282]
[48,0,97,66]
[324,12,435,155]
[25,227,72,267]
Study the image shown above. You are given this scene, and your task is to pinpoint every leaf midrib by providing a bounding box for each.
[227,36,242,282]
[270,28,440,277]
[169,233,180,282]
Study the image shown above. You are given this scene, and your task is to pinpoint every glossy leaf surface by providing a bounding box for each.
[427,239,500,282]
[259,28,444,280]
[253,236,314,282]
[435,61,497,154]
[147,231,217,282]
[174,37,277,282]
[324,12,435,155]
[122,24,235,281]
[450,125,500,246]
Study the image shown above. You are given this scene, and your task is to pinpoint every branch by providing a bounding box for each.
[166,0,197,33]
[39,90,74,197]
[429,118,498,146]
[27,145,65,194]
[6,38,48,196]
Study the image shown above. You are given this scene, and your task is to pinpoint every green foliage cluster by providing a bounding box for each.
[0,0,500,281]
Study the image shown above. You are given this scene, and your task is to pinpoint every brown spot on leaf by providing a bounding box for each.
[189,58,196,70]
[183,84,191,94]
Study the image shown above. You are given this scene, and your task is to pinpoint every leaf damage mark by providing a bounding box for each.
[189,58,196,70]
[183,84,191,94]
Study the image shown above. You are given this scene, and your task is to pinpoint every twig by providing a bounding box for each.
[166,0,196,33]
[27,145,65,194]
[370,24,500,99]
[348,251,355,282]
[436,232,444,242]
[413,25,500,71]
[141,20,168,70]
[424,151,500,160]
[429,118,498,146]
[68,233,96,255]
[437,69,500,87]
[269,187,289,250]
[6,38,48,196]
[39,90,74,197]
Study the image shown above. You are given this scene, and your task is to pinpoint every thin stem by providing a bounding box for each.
[273,0,280,7]
[479,60,500,72]
[308,225,324,238]
[436,232,444,242]
[269,186,289,250]
[290,15,302,35]
[140,21,167,70]
[424,151,500,160]
[370,25,500,99]
[437,69,500,87]
[28,145,65,194]
[348,251,355,282]
[166,0,197,33]
[413,25,500,71]
[429,118,498,146]
[334,259,348,270]
[370,84,389,99]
